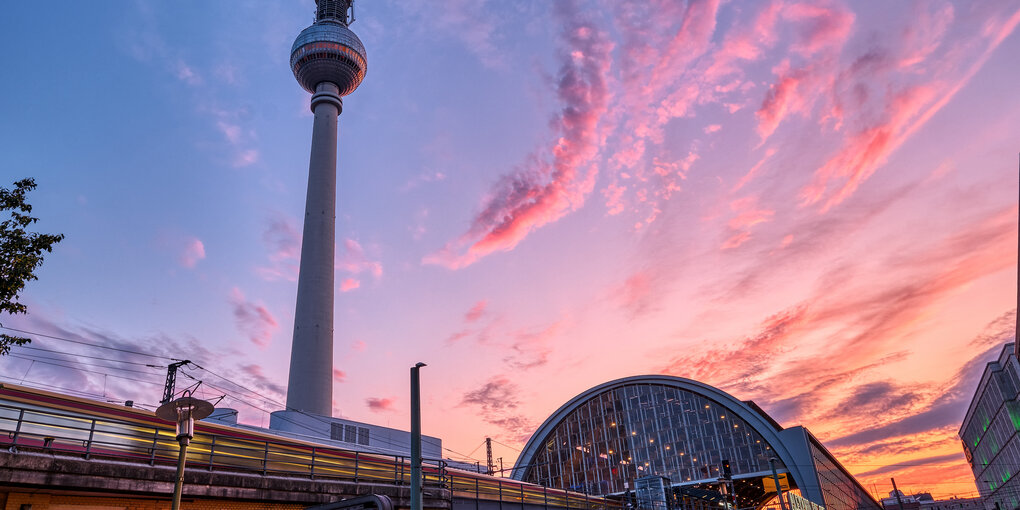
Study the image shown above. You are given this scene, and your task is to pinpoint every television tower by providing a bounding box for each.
[285,0,367,416]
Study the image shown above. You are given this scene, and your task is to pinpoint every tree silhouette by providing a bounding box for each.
[0,178,64,355]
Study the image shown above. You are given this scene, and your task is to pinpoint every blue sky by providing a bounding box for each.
[2,0,1020,495]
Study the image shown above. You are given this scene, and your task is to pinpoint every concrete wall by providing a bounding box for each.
[0,491,305,509]
[0,451,451,509]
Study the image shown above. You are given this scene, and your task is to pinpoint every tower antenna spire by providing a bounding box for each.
[316,0,354,26]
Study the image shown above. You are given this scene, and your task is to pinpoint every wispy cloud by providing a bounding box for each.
[256,213,301,281]
[337,238,383,279]
[229,288,279,349]
[465,300,488,323]
[366,396,397,413]
[178,237,206,268]
[424,1,613,269]
[399,0,506,69]
[460,376,535,442]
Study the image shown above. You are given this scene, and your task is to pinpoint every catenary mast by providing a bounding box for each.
[285,0,367,416]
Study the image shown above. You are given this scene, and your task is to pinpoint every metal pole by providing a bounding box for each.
[487,437,494,475]
[411,362,426,510]
[768,457,789,510]
[172,437,190,510]
[891,478,906,510]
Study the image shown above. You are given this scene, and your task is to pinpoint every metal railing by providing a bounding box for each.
[0,401,446,488]
[0,400,620,509]
[447,471,623,510]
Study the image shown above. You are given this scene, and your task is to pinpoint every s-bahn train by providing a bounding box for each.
[0,382,618,509]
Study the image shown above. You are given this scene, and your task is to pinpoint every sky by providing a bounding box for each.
[1,0,1019,500]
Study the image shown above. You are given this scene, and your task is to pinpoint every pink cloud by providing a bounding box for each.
[233,149,259,168]
[178,237,205,268]
[401,0,504,69]
[207,107,259,168]
[662,306,810,386]
[424,4,613,269]
[602,0,788,224]
[333,369,346,382]
[239,363,286,398]
[175,60,202,85]
[617,272,651,313]
[782,3,855,57]
[896,3,954,69]
[229,288,278,349]
[704,0,782,82]
[799,4,1020,210]
[256,214,300,281]
[446,330,471,344]
[721,231,752,250]
[352,340,367,352]
[719,196,774,250]
[460,376,536,442]
[504,320,563,370]
[603,182,627,215]
[337,238,383,278]
[727,197,775,230]
[401,171,447,192]
[733,148,777,191]
[216,121,242,144]
[464,300,488,323]
[366,397,397,413]
[339,278,360,292]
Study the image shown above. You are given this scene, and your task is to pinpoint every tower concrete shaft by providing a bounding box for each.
[286,82,343,416]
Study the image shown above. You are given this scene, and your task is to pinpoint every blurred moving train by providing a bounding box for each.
[0,382,619,509]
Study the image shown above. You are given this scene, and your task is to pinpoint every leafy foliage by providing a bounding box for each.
[0,178,64,355]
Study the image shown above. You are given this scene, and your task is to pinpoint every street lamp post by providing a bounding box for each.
[156,393,214,510]
[411,362,426,510]
[768,457,790,510]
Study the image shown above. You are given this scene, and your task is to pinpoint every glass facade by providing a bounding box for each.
[960,345,1020,510]
[520,383,786,495]
[808,441,881,510]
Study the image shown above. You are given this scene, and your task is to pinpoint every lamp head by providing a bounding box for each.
[156,396,214,441]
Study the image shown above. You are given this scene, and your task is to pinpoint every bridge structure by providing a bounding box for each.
[0,384,621,510]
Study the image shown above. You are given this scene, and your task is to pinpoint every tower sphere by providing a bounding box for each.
[290,22,367,96]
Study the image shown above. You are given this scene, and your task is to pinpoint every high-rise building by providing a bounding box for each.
[960,343,1020,510]
[281,0,367,417]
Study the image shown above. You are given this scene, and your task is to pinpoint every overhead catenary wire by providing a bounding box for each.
[6,354,164,386]
[490,438,522,452]
[16,344,165,368]
[182,363,447,451]
[7,351,165,376]
[0,325,183,362]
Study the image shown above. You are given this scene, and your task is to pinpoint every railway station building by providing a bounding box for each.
[512,375,882,510]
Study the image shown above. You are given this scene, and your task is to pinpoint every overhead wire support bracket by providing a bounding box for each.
[161,360,192,404]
